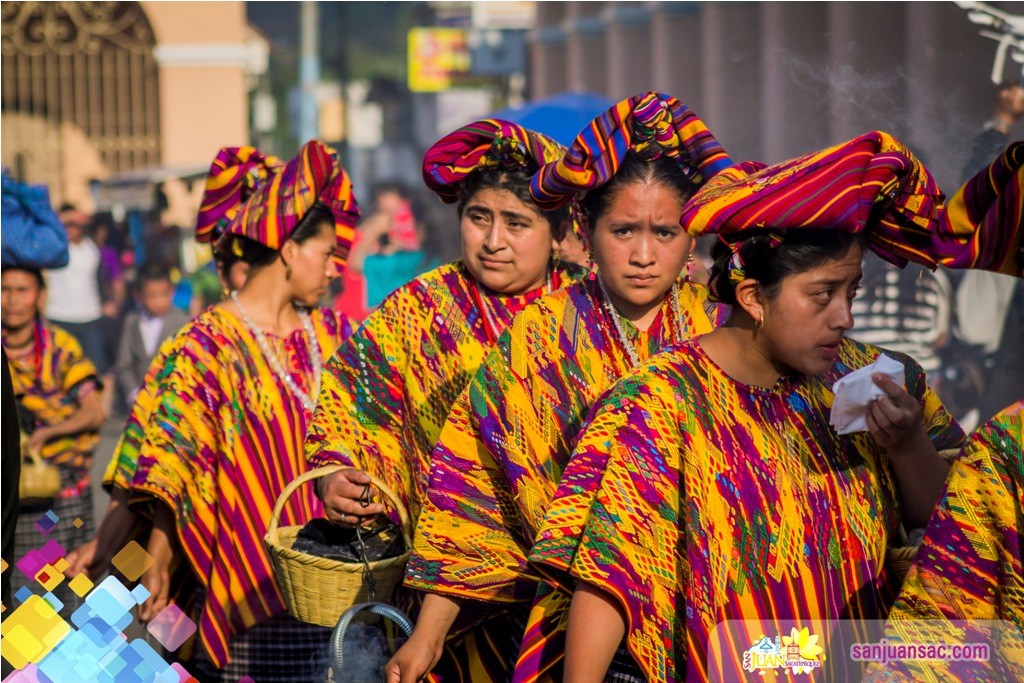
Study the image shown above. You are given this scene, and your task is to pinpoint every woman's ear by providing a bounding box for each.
[280,239,298,268]
[733,278,765,323]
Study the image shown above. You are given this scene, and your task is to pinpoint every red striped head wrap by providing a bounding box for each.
[199,141,360,267]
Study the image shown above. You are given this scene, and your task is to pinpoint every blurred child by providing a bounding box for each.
[114,263,190,408]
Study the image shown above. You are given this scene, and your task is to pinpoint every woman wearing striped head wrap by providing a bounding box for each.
[113,140,359,681]
[389,92,731,683]
[305,119,582,681]
[66,150,277,584]
[1,172,104,618]
[864,141,1024,681]
[531,131,966,683]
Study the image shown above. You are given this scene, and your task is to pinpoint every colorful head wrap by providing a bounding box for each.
[680,130,945,269]
[422,119,564,204]
[197,146,283,245]
[932,141,1023,277]
[199,141,360,266]
[530,91,733,213]
[1,170,69,270]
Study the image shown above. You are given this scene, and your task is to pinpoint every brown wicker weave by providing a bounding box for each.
[265,465,412,627]
[884,449,960,587]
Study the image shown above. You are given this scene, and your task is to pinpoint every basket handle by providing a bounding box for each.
[23,446,45,467]
[267,465,413,551]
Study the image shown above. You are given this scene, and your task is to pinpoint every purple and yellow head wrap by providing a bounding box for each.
[530,91,733,214]
[422,119,564,204]
[680,131,945,280]
[934,141,1023,277]
[198,140,360,267]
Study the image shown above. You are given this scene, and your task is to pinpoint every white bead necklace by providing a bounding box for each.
[230,290,323,413]
[596,275,687,368]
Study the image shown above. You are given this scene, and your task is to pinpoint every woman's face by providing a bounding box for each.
[1,269,43,330]
[282,222,340,306]
[758,241,863,376]
[460,187,555,294]
[589,181,692,321]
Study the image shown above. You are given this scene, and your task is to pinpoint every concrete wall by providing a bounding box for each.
[143,1,250,168]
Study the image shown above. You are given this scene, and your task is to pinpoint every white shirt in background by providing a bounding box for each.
[44,238,103,323]
[138,312,165,357]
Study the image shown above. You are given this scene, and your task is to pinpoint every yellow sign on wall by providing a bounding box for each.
[408,27,471,92]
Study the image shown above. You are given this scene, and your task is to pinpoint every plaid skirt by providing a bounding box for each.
[11,466,94,612]
[192,613,334,683]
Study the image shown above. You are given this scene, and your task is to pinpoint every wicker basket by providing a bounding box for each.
[265,465,412,628]
[886,545,918,586]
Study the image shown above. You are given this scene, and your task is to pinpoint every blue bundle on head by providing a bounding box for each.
[1,170,69,270]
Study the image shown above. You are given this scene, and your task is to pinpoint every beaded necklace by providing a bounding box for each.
[230,291,323,413]
[596,275,686,368]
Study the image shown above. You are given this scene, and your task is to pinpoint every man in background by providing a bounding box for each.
[44,206,115,412]
[952,79,1024,426]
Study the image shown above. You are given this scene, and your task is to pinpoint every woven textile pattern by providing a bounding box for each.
[866,400,1024,681]
[6,321,100,468]
[406,278,723,682]
[529,338,964,683]
[199,141,360,267]
[124,306,350,668]
[305,260,580,682]
[196,146,284,244]
[680,131,948,269]
[936,141,1023,276]
[422,119,564,204]
[530,92,733,212]
[306,260,580,524]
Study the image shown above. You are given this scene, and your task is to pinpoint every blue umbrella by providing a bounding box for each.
[490,91,614,147]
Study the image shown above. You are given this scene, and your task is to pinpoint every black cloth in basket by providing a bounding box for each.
[291,518,406,563]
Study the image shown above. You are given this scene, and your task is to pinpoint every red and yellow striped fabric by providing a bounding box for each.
[198,140,361,267]
[5,320,100,468]
[936,140,1023,277]
[680,130,945,268]
[422,119,564,204]
[530,91,733,212]
[126,306,351,667]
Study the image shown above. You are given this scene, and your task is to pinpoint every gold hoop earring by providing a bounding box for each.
[755,312,765,331]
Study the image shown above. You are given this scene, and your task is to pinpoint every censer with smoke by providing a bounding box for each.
[328,602,414,682]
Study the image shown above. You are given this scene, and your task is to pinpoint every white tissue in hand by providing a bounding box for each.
[829,353,905,435]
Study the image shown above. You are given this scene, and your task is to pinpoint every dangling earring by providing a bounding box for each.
[754,312,765,331]
[684,254,696,283]
[587,249,597,281]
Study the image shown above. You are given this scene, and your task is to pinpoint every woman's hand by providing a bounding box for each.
[138,560,172,622]
[65,539,99,579]
[866,374,927,452]
[317,468,385,527]
[25,427,53,455]
[385,632,444,683]
[868,373,950,527]
[138,502,178,622]
[384,593,461,683]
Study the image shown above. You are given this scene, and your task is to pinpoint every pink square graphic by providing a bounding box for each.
[146,603,198,651]
[38,539,66,564]
[15,549,47,580]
